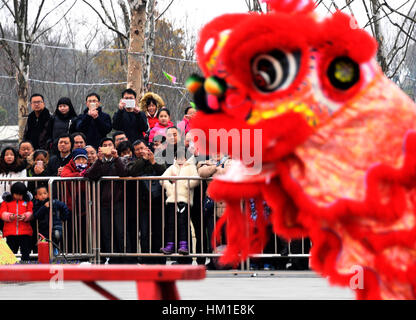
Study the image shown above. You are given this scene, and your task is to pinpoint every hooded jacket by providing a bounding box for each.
[160,157,199,206]
[139,92,165,129]
[23,107,51,150]
[0,192,33,237]
[74,107,112,149]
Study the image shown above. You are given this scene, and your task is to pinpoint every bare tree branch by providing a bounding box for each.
[0,0,15,19]
[33,0,68,36]
[118,0,130,36]
[82,0,129,40]
[99,0,117,28]
[381,1,416,24]
[31,0,46,37]
[384,0,416,67]
[389,20,415,79]
[362,0,376,36]
[156,0,174,21]
[0,22,18,70]
[363,0,412,29]
[32,0,78,43]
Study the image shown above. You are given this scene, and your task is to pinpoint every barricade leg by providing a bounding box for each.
[136,281,180,300]
[83,281,120,300]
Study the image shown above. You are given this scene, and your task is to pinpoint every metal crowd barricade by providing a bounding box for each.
[95,176,311,270]
[0,176,311,269]
[48,177,95,261]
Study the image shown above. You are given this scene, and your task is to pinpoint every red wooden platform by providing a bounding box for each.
[0,264,206,300]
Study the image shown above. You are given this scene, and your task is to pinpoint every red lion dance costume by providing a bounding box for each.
[186,0,416,299]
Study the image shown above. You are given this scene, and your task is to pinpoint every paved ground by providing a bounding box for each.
[0,270,355,300]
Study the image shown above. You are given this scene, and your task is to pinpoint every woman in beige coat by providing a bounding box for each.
[160,150,199,255]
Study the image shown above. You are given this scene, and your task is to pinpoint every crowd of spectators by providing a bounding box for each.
[0,89,309,270]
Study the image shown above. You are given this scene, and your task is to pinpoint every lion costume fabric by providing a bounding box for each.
[186,0,416,299]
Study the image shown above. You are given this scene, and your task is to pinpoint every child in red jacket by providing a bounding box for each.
[0,182,33,261]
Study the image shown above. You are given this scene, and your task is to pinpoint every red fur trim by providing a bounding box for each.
[266,0,316,14]
[318,12,377,64]
[215,201,249,266]
[313,12,377,102]
[208,180,261,201]
[262,178,308,239]
[356,268,382,300]
[247,198,270,255]
[399,131,416,186]
[309,228,342,277]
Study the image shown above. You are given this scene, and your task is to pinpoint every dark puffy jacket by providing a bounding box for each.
[112,109,149,143]
[33,199,71,237]
[45,114,77,151]
[74,107,112,149]
[23,108,51,150]
[127,158,166,206]
[83,157,127,207]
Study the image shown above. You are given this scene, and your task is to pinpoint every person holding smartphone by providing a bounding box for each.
[73,92,112,149]
[112,88,149,143]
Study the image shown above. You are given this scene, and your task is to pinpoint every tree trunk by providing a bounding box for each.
[143,0,156,92]
[15,0,30,142]
[17,67,29,141]
[370,0,388,74]
[127,0,147,96]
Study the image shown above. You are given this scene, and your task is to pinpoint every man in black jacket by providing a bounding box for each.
[84,137,128,263]
[23,93,51,150]
[74,93,112,149]
[112,88,149,143]
[47,133,73,176]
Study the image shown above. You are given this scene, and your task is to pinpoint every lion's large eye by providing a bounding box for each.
[327,56,360,90]
[251,50,301,93]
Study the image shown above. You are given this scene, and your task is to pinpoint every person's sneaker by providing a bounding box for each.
[160,242,174,254]
[263,263,274,271]
[178,241,189,255]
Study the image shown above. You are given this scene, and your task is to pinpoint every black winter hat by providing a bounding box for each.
[72,148,88,160]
